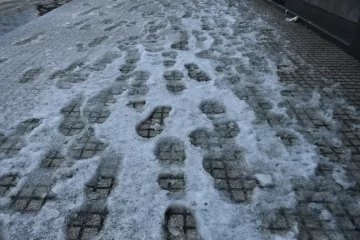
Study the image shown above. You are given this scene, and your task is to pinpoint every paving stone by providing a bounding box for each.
[128,85,149,96]
[0,135,24,159]
[185,63,210,82]
[136,107,172,138]
[59,101,85,136]
[69,128,107,160]
[213,120,240,138]
[166,82,186,94]
[164,71,183,81]
[154,137,185,164]
[189,127,232,151]
[163,206,200,240]
[0,118,42,159]
[86,176,115,200]
[3,0,360,238]
[67,212,105,240]
[0,174,18,196]
[11,183,54,212]
[263,209,293,235]
[67,156,118,240]
[199,100,226,117]
[203,151,255,203]
[40,150,64,169]
[83,106,111,124]
[276,130,298,146]
[158,173,185,192]
[163,60,176,67]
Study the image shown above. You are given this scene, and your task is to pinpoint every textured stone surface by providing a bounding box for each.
[163,206,200,240]
[69,128,107,160]
[67,156,120,240]
[59,100,85,136]
[136,107,172,138]
[155,137,185,165]
[11,183,54,212]
[185,63,210,82]
[0,174,18,196]
[158,173,185,192]
[40,150,64,169]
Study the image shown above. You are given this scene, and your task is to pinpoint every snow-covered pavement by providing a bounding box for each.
[0,0,360,239]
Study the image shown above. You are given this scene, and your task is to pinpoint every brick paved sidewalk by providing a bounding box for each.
[0,0,360,239]
[250,0,360,239]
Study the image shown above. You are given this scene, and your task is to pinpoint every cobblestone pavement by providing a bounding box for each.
[0,0,360,239]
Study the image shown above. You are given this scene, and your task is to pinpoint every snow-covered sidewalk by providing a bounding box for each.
[0,0,360,239]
